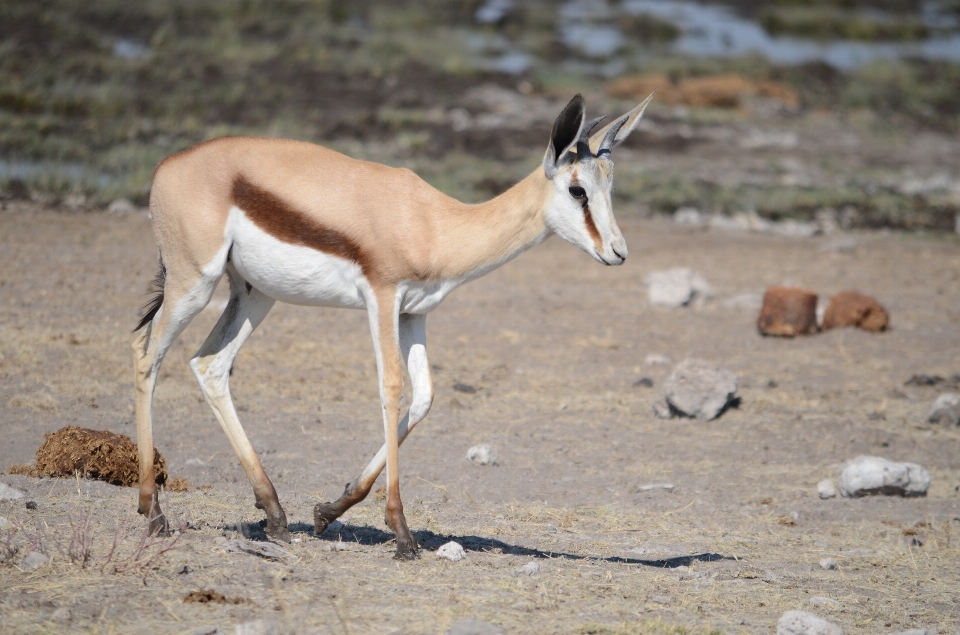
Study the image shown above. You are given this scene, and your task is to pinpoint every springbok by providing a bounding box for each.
[132,92,655,559]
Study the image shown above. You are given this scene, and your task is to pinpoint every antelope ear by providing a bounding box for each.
[588,90,656,154]
[543,94,585,179]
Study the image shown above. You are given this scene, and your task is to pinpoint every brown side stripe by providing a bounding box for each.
[232,175,371,275]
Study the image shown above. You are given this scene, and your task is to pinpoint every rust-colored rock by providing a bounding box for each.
[758,286,819,337]
[822,291,889,332]
[30,426,166,487]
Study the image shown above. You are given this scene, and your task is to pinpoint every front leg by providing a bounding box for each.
[368,289,419,560]
[314,313,433,535]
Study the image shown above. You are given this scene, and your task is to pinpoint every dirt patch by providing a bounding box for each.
[17,426,166,487]
[606,73,801,110]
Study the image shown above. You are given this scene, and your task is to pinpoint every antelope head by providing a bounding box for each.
[541,92,656,266]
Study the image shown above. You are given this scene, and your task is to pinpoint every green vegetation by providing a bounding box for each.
[758,6,929,41]
[0,0,958,232]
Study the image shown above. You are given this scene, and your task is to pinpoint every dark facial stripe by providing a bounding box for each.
[232,176,371,275]
[583,203,602,247]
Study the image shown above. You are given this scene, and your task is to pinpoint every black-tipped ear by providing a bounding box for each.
[544,94,586,179]
[550,94,585,164]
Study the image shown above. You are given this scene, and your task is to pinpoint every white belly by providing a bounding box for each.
[227,208,366,309]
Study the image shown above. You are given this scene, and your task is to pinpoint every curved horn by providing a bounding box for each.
[573,116,606,160]
[597,116,627,157]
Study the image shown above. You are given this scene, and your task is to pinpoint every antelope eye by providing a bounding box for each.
[568,186,586,199]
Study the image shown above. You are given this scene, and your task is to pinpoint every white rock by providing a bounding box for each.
[838,456,930,498]
[513,560,541,576]
[819,557,837,570]
[646,268,712,308]
[22,551,49,571]
[673,207,702,225]
[657,358,738,420]
[644,353,671,366]
[0,483,25,501]
[777,610,843,635]
[817,479,837,499]
[0,516,8,528]
[436,541,466,562]
[466,445,498,466]
[928,393,960,426]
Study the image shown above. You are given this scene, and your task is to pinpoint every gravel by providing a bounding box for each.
[777,610,843,635]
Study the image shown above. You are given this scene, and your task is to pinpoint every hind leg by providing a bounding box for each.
[133,263,223,535]
[189,268,288,541]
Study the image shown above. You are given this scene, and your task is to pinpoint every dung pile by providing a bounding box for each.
[19,426,167,487]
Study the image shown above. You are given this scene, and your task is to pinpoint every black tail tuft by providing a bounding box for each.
[134,257,166,332]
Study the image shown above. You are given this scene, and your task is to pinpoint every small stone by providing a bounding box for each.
[436,541,466,562]
[50,607,71,622]
[632,377,654,388]
[673,207,702,225]
[545,524,558,533]
[838,456,930,498]
[221,539,295,563]
[819,557,837,570]
[235,619,274,635]
[190,627,222,635]
[646,268,712,308]
[0,482,25,501]
[821,291,889,333]
[644,353,671,366]
[928,393,960,426]
[809,596,840,609]
[652,399,673,419]
[25,501,37,510]
[107,198,143,215]
[659,358,738,420]
[22,551,49,571]
[513,561,541,576]
[447,618,505,635]
[758,286,818,337]
[817,479,837,499]
[777,610,843,635]
[649,593,672,605]
[466,445,498,466]
[638,483,675,492]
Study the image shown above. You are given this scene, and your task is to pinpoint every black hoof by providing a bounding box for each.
[266,522,291,543]
[147,514,169,537]
[313,502,339,536]
[393,545,421,560]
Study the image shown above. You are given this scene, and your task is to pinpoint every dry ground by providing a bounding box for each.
[1,201,959,634]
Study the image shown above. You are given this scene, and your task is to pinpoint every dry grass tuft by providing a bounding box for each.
[183,589,248,605]
[166,477,190,492]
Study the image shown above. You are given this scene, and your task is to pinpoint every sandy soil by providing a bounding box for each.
[0,200,959,634]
